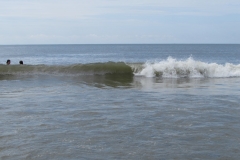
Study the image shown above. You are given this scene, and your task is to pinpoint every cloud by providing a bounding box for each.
[1,0,239,20]
[0,0,240,44]
[29,34,61,39]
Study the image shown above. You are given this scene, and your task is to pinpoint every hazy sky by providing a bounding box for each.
[0,0,240,44]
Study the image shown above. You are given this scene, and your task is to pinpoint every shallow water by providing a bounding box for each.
[1,44,240,159]
[1,74,240,159]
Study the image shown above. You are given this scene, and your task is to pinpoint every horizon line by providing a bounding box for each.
[1,43,240,46]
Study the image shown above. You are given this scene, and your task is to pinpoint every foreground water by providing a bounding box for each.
[1,44,240,159]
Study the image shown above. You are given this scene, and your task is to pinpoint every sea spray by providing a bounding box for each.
[133,57,240,78]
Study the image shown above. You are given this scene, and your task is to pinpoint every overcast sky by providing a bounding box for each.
[0,0,240,44]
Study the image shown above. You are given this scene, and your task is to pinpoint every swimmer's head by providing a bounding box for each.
[6,59,11,65]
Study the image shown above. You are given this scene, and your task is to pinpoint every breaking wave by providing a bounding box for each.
[1,57,240,78]
[132,57,240,78]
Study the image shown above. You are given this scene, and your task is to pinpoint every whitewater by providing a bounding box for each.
[1,44,240,160]
[133,57,240,78]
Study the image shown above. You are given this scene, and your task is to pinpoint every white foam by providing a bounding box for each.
[133,57,240,78]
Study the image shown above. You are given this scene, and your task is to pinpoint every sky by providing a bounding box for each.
[0,0,240,44]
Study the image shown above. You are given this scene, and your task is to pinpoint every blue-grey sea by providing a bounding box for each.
[1,44,240,159]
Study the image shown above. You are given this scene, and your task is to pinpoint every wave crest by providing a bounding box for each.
[0,62,133,76]
[1,58,240,78]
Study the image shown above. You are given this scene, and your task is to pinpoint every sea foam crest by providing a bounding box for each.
[134,57,240,78]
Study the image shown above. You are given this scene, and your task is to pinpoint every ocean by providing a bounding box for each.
[0,44,240,159]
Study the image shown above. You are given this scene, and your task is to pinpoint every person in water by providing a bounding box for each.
[6,59,11,65]
[19,60,23,65]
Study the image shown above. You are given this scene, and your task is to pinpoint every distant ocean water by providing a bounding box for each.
[1,44,240,159]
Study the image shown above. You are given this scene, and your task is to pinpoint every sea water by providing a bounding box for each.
[1,44,240,159]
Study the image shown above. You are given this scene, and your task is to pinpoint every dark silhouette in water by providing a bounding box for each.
[6,59,11,65]
[19,60,23,65]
